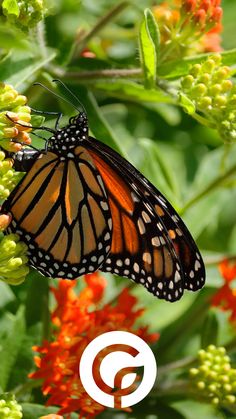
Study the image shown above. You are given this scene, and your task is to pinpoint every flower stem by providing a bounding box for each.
[36,21,48,60]
[70,1,131,61]
[180,163,236,214]
[50,66,143,81]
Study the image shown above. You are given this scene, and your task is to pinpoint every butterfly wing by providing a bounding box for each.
[86,136,205,302]
[2,146,112,279]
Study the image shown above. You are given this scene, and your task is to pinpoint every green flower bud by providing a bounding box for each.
[209,84,222,96]
[0,83,31,152]
[189,345,236,406]
[0,234,29,285]
[0,393,22,419]
[1,0,49,31]
[190,64,202,77]
[202,59,216,73]
[0,151,24,199]
[181,75,195,89]
[179,55,236,143]
[226,395,236,404]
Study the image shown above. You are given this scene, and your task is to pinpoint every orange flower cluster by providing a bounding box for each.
[30,274,158,418]
[212,259,236,323]
[153,0,222,60]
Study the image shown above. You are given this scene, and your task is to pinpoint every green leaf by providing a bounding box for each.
[0,24,28,50]
[201,309,219,348]
[25,270,50,336]
[0,282,16,310]
[158,49,236,79]
[8,323,42,390]
[156,287,215,364]
[178,93,195,115]
[144,8,161,63]
[139,8,159,88]
[2,0,19,16]
[94,80,174,104]
[0,306,26,391]
[1,50,56,89]
[69,85,129,159]
[30,115,45,127]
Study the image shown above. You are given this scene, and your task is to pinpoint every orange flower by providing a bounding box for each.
[152,0,222,61]
[30,274,159,418]
[212,259,236,322]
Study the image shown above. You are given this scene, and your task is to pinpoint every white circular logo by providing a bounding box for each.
[79,331,157,408]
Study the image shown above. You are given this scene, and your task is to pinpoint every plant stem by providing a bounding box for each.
[204,254,236,266]
[36,21,48,60]
[71,1,130,61]
[51,66,143,81]
[158,356,196,376]
[180,163,236,214]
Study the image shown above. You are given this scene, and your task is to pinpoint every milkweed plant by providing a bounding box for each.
[0,0,236,418]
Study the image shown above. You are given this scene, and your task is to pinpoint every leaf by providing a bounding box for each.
[8,323,42,390]
[156,287,216,364]
[178,93,195,115]
[182,144,236,238]
[201,308,219,348]
[30,115,45,127]
[0,24,28,50]
[0,306,26,391]
[139,9,159,88]
[69,84,129,159]
[2,0,19,16]
[25,270,49,331]
[1,49,56,89]
[94,80,174,104]
[158,49,236,79]
[0,282,16,310]
[137,138,185,206]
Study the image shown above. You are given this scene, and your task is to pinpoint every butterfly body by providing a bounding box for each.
[2,109,205,301]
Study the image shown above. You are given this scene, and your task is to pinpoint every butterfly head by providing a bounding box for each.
[48,111,89,153]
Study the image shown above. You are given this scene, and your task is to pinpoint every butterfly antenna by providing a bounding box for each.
[52,79,87,114]
[33,82,80,113]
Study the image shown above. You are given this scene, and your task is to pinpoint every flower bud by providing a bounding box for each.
[0,393,22,418]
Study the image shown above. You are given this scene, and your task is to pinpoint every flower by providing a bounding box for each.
[0,393,23,419]
[0,83,32,152]
[152,0,222,62]
[30,274,159,418]
[190,345,236,405]
[212,259,236,323]
[40,415,63,419]
[180,54,236,142]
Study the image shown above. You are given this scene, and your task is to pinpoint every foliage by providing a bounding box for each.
[0,0,236,418]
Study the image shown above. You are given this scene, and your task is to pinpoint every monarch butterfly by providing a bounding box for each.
[2,83,205,302]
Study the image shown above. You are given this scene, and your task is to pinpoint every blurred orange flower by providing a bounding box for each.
[212,259,236,322]
[153,0,222,60]
[30,274,159,418]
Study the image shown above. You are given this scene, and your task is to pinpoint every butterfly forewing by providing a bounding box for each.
[3,146,112,279]
[86,136,205,301]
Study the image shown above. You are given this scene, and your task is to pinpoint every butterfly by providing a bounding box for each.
[2,84,205,302]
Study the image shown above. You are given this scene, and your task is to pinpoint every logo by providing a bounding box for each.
[79,331,157,408]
